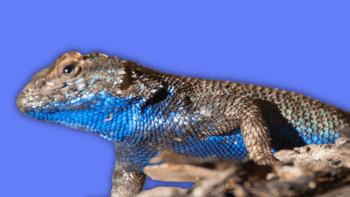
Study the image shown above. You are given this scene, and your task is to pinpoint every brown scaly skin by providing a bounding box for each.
[17,52,350,196]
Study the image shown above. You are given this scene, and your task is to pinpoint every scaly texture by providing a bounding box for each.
[17,51,350,196]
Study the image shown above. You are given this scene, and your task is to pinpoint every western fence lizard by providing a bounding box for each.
[16,51,350,197]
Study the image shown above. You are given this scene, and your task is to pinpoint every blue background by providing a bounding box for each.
[1,1,350,196]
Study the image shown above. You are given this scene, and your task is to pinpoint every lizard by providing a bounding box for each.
[16,51,350,197]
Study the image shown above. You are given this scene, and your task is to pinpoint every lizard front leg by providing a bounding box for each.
[111,161,146,197]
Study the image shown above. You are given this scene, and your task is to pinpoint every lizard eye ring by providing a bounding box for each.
[60,63,82,78]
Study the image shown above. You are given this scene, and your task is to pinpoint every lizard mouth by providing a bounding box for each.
[17,89,50,115]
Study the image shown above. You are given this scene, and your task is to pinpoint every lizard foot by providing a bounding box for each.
[255,155,283,165]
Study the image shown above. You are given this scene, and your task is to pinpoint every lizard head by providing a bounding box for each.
[16,51,158,140]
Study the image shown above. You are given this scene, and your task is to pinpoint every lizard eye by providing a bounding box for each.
[60,63,82,78]
[63,65,74,74]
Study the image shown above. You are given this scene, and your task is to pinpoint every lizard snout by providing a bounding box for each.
[17,91,27,114]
